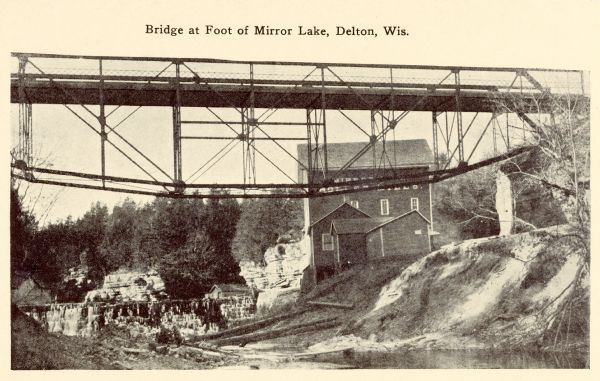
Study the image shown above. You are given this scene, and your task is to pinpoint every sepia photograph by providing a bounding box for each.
[8,51,590,370]
[2,0,597,374]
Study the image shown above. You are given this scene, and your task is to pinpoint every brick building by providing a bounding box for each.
[297,139,435,282]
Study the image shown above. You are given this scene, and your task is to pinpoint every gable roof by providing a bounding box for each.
[331,217,395,235]
[210,284,252,294]
[331,209,431,235]
[297,139,433,170]
[309,202,371,230]
[11,271,51,290]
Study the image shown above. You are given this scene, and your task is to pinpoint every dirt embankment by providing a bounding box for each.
[263,226,588,353]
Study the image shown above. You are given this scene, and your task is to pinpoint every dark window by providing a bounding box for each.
[411,197,419,211]
[380,199,389,215]
[322,234,334,251]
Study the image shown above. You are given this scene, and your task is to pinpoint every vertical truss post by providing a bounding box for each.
[389,68,397,167]
[241,108,257,185]
[492,114,498,155]
[98,58,107,188]
[320,66,328,179]
[172,61,183,184]
[505,112,510,150]
[306,109,313,189]
[306,108,326,185]
[370,110,377,177]
[17,56,33,166]
[444,111,450,157]
[242,108,247,184]
[242,63,257,185]
[432,111,440,170]
[380,111,388,170]
[454,70,464,163]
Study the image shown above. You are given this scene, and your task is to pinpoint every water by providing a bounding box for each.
[310,349,589,369]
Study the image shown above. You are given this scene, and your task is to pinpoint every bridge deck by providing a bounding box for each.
[11,76,565,112]
[11,53,585,112]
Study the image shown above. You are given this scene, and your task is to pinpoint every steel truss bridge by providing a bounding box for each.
[10,52,589,198]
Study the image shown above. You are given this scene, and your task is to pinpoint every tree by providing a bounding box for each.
[10,184,36,274]
[434,166,500,240]
[75,202,109,282]
[203,196,241,253]
[160,231,243,299]
[157,195,244,298]
[232,198,303,264]
[100,198,139,271]
[492,89,590,348]
[27,218,80,286]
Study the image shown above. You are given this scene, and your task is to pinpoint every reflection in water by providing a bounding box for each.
[313,349,589,369]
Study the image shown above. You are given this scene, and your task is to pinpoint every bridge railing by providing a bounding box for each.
[11,52,587,96]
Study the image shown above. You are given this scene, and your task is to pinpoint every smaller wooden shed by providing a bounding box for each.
[207,284,253,299]
[331,210,431,270]
[11,272,54,306]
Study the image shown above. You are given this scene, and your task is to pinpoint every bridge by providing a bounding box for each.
[10,52,589,198]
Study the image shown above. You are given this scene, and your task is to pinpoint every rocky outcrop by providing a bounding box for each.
[85,270,166,303]
[239,237,310,316]
[496,170,514,235]
[239,236,310,290]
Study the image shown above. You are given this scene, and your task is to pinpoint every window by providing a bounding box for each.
[380,199,389,216]
[415,229,422,235]
[412,185,419,189]
[411,197,419,211]
[350,200,359,209]
[322,234,334,251]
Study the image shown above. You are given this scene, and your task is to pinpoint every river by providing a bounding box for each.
[307,348,589,369]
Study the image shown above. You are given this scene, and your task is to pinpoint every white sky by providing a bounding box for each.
[10,97,522,225]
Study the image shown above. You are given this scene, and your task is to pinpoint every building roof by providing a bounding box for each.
[309,202,371,230]
[331,209,431,235]
[210,284,252,294]
[331,217,395,234]
[297,139,434,170]
[11,271,51,290]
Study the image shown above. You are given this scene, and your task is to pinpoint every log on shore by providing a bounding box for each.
[306,301,354,310]
[187,309,308,343]
[182,342,241,357]
[211,317,341,347]
[292,347,355,359]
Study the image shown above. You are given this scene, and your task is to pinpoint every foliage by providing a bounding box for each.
[11,187,246,300]
[232,198,303,264]
[159,231,243,298]
[76,202,109,282]
[55,279,97,303]
[434,166,500,240]
[10,185,37,275]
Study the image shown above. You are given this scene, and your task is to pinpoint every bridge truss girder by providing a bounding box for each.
[10,53,589,199]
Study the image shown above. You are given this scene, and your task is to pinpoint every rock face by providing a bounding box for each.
[239,236,310,290]
[85,269,166,303]
[239,236,310,316]
[496,170,514,236]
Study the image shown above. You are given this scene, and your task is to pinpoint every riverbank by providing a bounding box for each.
[12,226,589,369]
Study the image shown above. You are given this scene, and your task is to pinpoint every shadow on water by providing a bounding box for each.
[309,349,589,369]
